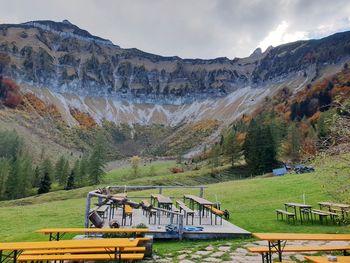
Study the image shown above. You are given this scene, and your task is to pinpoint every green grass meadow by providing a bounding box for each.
[0,155,349,253]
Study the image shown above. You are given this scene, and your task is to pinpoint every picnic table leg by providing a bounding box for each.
[277,240,282,262]
[56,232,60,241]
[268,241,272,263]
[13,250,17,263]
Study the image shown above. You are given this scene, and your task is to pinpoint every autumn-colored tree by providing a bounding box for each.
[0,78,22,108]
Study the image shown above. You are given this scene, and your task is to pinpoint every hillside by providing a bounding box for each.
[0,21,349,126]
[0,153,349,242]
[1,20,350,161]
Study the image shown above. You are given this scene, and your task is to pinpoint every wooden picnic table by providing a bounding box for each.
[284,202,312,223]
[305,256,350,262]
[319,202,350,220]
[183,195,214,225]
[253,233,350,263]
[36,228,149,241]
[150,194,173,210]
[0,238,139,263]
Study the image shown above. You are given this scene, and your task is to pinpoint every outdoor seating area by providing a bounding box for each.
[275,201,349,225]
[84,186,250,240]
[249,233,350,263]
[0,228,152,263]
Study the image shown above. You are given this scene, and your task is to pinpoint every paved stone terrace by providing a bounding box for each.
[146,240,350,263]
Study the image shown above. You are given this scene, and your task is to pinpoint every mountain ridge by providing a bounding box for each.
[3,20,349,105]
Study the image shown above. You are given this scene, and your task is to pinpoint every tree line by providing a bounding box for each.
[0,130,107,200]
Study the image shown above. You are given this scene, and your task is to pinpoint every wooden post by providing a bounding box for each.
[159,187,163,194]
[199,187,204,198]
[84,193,92,228]
[178,214,184,240]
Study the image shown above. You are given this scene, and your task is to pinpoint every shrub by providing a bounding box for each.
[0,78,23,108]
[169,167,184,173]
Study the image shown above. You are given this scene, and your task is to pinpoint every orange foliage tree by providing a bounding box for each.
[0,77,23,108]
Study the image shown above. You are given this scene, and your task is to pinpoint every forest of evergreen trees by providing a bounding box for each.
[0,130,107,200]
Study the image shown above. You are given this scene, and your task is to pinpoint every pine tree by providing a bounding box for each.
[79,154,89,186]
[224,130,241,167]
[317,113,329,139]
[32,166,40,187]
[65,170,75,190]
[72,159,81,186]
[59,160,69,186]
[243,119,259,173]
[38,172,51,194]
[54,156,65,182]
[88,132,107,185]
[285,123,302,161]
[4,158,20,199]
[0,158,10,199]
[40,158,53,181]
[244,119,278,175]
[210,143,221,168]
[16,154,33,198]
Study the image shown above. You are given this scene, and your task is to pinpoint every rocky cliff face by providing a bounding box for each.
[1,20,349,106]
[0,20,350,128]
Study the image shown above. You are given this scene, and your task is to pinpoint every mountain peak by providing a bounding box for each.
[62,19,73,25]
[21,19,115,46]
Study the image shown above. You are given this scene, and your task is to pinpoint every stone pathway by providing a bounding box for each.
[145,240,350,263]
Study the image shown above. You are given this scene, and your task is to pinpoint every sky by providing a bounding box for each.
[1,0,350,59]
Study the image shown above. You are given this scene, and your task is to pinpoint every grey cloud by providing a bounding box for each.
[0,0,349,59]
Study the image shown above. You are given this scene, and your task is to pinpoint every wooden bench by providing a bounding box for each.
[96,204,109,219]
[36,228,150,241]
[311,209,330,224]
[204,205,224,225]
[21,247,146,255]
[17,253,144,262]
[176,200,195,225]
[122,204,133,226]
[248,246,350,263]
[276,209,295,224]
[141,199,151,215]
[312,209,339,224]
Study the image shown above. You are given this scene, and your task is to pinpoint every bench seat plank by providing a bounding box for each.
[276,209,295,216]
[22,247,146,255]
[17,253,144,261]
[248,246,350,253]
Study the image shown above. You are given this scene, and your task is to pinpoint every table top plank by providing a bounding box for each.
[0,238,139,251]
[253,233,350,241]
[305,256,350,263]
[285,202,312,208]
[318,202,350,209]
[151,194,173,204]
[184,195,214,205]
[36,228,149,234]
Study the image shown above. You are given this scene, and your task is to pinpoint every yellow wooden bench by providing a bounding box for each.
[248,246,350,263]
[122,204,133,226]
[204,204,224,224]
[17,253,144,262]
[36,228,150,240]
[21,246,146,255]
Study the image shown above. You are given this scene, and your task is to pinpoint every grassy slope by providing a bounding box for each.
[0,155,349,245]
